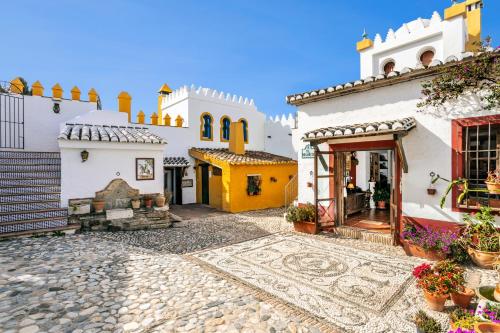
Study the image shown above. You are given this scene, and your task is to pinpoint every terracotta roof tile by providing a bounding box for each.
[189,148,296,165]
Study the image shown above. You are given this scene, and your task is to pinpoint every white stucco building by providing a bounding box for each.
[288,0,498,244]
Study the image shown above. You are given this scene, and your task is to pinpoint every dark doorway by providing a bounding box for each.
[201,164,210,205]
[165,167,183,205]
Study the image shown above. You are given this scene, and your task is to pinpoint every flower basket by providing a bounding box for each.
[467,247,499,269]
[402,240,448,261]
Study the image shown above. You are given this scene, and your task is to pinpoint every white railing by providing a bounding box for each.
[284,174,298,208]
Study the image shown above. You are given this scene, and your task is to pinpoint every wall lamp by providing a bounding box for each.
[81,150,89,162]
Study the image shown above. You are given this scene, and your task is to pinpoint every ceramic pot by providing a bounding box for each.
[423,291,448,311]
[293,221,318,234]
[155,195,166,208]
[427,188,437,195]
[494,283,500,302]
[485,182,500,194]
[92,199,105,213]
[377,201,386,209]
[451,287,475,308]
[402,240,447,261]
[468,247,499,269]
[131,199,141,209]
[474,322,500,333]
[144,197,153,209]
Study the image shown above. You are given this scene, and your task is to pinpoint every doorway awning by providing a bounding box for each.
[164,157,191,167]
[302,117,416,142]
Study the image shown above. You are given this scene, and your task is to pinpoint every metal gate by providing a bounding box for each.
[0,81,24,149]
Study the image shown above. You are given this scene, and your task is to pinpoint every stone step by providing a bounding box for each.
[0,186,61,195]
[0,208,67,223]
[0,157,61,165]
[0,164,60,172]
[0,200,61,213]
[334,226,393,246]
[0,193,60,202]
[0,171,61,179]
[0,219,77,238]
[0,151,60,159]
[0,178,61,186]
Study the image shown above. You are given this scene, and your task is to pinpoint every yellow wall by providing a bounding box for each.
[227,163,297,213]
[209,166,223,210]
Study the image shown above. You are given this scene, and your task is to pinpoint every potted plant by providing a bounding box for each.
[92,198,105,213]
[485,169,500,194]
[155,193,166,207]
[286,204,317,234]
[413,261,459,311]
[433,261,475,309]
[143,195,153,209]
[373,187,390,209]
[462,207,500,269]
[449,308,481,332]
[402,223,458,261]
[414,310,442,333]
[131,197,141,209]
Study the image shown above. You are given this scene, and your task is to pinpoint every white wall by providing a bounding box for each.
[0,94,97,152]
[293,78,498,223]
[59,140,164,207]
[264,114,297,159]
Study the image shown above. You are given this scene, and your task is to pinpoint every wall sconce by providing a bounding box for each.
[270,177,277,183]
[81,150,89,162]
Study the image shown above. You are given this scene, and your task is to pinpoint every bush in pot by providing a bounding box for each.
[461,207,499,269]
[286,204,317,234]
[372,187,390,209]
[432,260,475,309]
[414,310,441,333]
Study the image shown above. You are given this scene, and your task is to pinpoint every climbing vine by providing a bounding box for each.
[418,38,500,111]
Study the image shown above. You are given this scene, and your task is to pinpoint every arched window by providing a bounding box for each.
[239,118,248,143]
[200,113,213,140]
[383,61,395,75]
[220,116,231,141]
[420,50,435,66]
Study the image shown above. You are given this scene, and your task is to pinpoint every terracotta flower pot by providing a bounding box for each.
[377,201,386,209]
[495,283,500,302]
[131,199,141,209]
[485,182,500,194]
[451,287,475,308]
[293,221,318,234]
[402,240,447,261]
[468,247,499,269]
[423,291,448,311]
[427,188,437,195]
[474,322,500,333]
[155,195,166,207]
[144,197,153,209]
[92,199,105,213]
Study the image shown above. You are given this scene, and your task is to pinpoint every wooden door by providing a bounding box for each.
[389,150,398,245]
[201,165,209,205]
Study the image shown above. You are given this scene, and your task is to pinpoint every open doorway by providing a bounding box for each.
[165,167,183,205]
[343,150,392,233]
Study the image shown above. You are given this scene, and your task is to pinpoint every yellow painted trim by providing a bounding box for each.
[175,115,184,127]
[88,88,98,103]
[137,111,145,124]
[31,81,44,96]
[52,83,63,99]
[189,148,297,166]
[229,122,245,155]
[117,91,132,122]
[356,38,373,52]
[71,86,81,101]
[444,2,466,20]
[151,112,158,125]
[465,0,481,5]
[238,118,249,144]
[200,112,214,141]
[220,116,231,142]
[465,0,482,52]
[163,113,171,126]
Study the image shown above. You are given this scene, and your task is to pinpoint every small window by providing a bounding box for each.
[383,61,395,75]
[420,50,435,66]
[212,167,222,176]
[239,119,248,143]
[220,116,231,141]
[200,113,213,140]
[247,175,262,196]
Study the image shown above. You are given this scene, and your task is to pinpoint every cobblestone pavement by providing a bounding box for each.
[0,209,497,333]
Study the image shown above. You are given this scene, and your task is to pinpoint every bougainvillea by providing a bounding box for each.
[418,38,499,111]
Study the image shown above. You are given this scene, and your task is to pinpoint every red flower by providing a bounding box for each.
[413,263,432,279]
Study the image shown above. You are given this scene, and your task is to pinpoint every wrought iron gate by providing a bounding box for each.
[0,81,24,149]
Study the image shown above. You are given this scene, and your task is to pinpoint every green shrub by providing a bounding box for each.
[414,310,442,333]
[286,204,315,223]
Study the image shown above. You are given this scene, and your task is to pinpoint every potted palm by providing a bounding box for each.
[286,204,317,234]
[373,187,390,209]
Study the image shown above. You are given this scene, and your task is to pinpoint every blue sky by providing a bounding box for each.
[1,0,498,120]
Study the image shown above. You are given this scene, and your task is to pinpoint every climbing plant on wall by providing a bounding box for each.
[418,38,499,111]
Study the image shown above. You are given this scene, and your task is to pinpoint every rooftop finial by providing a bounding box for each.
[362,28,368,39]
